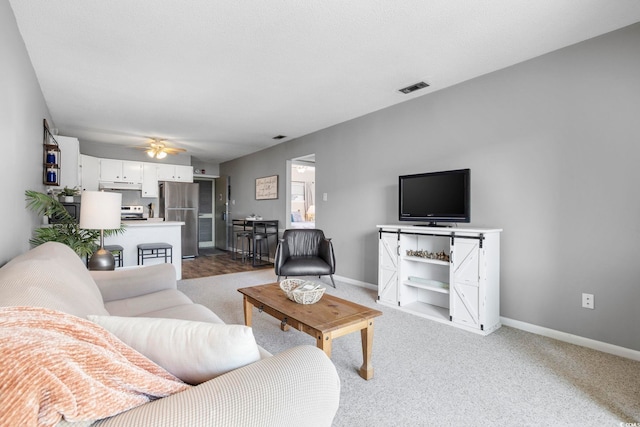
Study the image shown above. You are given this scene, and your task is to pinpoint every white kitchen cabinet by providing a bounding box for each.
[80,155,100,191]
[377,225,502,335]
[100,159,143,183]
[157,164,193,182]
[56,136,80,190]
[142,163,159,197]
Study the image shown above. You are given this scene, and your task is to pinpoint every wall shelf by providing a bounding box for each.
[43,119,60,186]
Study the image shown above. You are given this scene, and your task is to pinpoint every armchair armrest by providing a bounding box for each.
[95,345,340,427]
[274,238,290,275]
[90,264,177,303]
[319,238,336,273]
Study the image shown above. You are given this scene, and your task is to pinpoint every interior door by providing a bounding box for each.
[196,179,214,248]
[214,176,231,250]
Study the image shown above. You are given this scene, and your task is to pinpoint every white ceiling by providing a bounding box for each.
[9,1,640,164]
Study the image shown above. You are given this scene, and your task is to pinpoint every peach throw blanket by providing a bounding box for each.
[0,307,189,426]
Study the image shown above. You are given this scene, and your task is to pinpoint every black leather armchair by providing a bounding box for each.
[274,229,336,288]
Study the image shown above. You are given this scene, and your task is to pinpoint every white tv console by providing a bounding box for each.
[377,225,502,335]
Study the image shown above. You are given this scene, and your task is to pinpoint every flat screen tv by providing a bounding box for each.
[399,168,470,225]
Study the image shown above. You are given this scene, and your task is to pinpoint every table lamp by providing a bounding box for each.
[306,205,315,221]
[80,190,122,270]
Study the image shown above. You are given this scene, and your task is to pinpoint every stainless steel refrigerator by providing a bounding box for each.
[159,182,199,258]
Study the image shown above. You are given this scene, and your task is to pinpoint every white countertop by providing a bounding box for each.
[121,220,185,227]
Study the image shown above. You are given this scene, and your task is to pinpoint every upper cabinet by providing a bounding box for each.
[142,163,159,197]
[56,136,81,190]
[157,164,193,182]
[80,155,100,191]
[100,159,143,183]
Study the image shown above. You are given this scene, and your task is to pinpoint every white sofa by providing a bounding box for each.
[0,242,340,426]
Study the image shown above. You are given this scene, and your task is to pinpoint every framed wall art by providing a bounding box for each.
[256,175,278,200]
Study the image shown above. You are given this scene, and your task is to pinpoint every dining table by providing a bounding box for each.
[232,218,279,266]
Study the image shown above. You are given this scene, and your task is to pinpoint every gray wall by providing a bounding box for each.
[1,0,52,265]
[221,23,640,351]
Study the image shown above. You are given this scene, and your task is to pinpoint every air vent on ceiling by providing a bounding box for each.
[272,135,287,140]
[398,81,430,94]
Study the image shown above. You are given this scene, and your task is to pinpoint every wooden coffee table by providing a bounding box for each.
[238,282,382,380]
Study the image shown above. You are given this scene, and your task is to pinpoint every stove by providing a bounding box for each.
[121,205,146,220]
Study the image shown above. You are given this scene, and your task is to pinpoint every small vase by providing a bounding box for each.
[64,196,74,203]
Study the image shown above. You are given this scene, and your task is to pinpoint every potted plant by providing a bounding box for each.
[58,186,79,202]
[25,190,124,259]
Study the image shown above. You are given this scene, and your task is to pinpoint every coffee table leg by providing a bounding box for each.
[317,333,332,358]
[358,319,375,380]
[243,296,253,327]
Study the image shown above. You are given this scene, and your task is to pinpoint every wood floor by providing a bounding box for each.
[181,248,273,279]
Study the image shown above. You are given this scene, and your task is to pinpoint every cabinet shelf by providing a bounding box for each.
[400,301,449,321]
[42,120,60,186]
[404,278,449,294]
[402,255,449,266]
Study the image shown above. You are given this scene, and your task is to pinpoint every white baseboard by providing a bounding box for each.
[501,316,640,362]
[333,274,378,291]
[335,276,640,361]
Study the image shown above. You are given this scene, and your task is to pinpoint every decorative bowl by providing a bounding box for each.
[279,279,325,304]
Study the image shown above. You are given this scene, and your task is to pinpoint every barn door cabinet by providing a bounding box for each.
[376,225,502,336]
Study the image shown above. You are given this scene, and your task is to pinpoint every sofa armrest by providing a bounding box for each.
[94,345,340,427]
[90,264,177,303]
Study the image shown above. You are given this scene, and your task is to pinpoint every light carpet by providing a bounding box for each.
[178,271,640,426]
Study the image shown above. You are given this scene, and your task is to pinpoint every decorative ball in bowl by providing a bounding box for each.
[279,279,325,304]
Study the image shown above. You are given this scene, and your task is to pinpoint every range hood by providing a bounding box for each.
[99,182,143,191]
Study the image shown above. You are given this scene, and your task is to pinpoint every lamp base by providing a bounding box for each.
[88,248,115,271]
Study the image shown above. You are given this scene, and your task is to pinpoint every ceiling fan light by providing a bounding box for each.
[156,150,167,159]
[146,149,155,158]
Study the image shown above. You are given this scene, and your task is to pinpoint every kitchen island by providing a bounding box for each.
[104,220,184,279]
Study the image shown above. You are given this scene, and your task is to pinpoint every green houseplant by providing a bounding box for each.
[25,190,124,259]
[58,186,80,202]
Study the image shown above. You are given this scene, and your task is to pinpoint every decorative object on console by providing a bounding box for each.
[406,249,450,262]
[80,191,122,271]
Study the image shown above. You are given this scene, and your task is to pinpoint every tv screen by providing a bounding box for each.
[399,169,470,224]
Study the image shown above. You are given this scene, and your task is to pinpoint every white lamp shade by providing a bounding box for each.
[79,191,122,230]
[307,205,315,215]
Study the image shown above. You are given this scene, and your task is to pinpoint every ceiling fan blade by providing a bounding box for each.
[163,147,187,154]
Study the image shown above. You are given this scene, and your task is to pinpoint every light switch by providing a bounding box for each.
[323,193,328,202]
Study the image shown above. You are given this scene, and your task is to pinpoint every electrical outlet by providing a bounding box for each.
[582,293,594,309]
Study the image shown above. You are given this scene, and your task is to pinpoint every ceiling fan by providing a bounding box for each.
[135,139,186,159]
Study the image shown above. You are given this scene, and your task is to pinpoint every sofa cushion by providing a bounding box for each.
[0,242,109,318]
[88,315,262,385]
[104,289,194,317]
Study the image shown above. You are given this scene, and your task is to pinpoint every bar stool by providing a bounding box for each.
[137,243,173,265]
[105,245,124,267]
[234,230,253,263]
[86,245,124,268]
[252,232,270,266]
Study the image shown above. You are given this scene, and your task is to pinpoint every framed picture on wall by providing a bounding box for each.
[256,175,278,200]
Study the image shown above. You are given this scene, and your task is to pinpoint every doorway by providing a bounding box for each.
[195,178,214,248]
[288,155,315,229]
